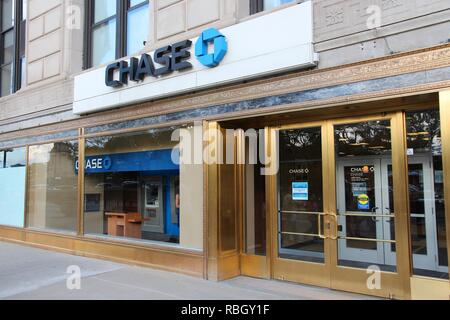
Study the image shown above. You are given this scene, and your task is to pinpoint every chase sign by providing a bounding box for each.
[195,28,228,67]
[105,28,228,88]
[74,2,316,115]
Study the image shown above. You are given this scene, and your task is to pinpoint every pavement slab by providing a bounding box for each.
[0,241,377,300]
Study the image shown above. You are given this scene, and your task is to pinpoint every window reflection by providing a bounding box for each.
[92,19,117,67]
[263,0,295,11]
[335,120,396,272]
[0,147,26,228]
[278,127,324,263]
[127,0,149,55]
[0,148,26,168]
[335,121,392,157]
[27,141,79,232]
[406,109,448,279]
[83,125,202,248]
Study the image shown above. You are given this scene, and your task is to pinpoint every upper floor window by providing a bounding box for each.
[86,0,149,68]
[0,0,26,97]
[250,0,296,15]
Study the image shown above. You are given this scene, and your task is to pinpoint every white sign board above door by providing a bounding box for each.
[73,1,317,115]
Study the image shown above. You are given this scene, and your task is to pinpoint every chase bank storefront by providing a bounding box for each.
[0,2,449,300]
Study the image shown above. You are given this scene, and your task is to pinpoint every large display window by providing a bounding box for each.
[83,125,203,249]
[405,108,448,279]
[27,141,79,232]
[0,147,26,227]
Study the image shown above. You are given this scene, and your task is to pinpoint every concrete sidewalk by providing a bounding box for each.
[0,241,375,300]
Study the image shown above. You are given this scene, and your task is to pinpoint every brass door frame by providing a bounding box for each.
[409,92,450,299]
[326,112,411,299]
[269,121,333,287]
[439,91,450,281]
[263,113,411,298]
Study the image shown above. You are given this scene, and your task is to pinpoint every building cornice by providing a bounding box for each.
[1,43,450,143]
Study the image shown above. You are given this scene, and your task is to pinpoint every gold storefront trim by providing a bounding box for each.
[0,226,204,278]
[1,44,450,142]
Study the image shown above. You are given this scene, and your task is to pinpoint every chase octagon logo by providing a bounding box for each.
[195,28,228,68]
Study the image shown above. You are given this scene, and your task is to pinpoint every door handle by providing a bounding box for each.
[371,207,379,222]
[325,214,338,240]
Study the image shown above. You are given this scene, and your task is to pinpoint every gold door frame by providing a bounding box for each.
[264,113,411,299]
[269,121,333,288]
[326,112,410,299]
[229,95,449,298]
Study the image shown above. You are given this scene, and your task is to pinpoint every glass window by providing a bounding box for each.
[27,141,79,233]
[2,147,26,168]
[83,125,200,247]
[1,0,14,31]
[127,0,149,55]
[94,0,116,23]
[405,109,448,279]
[92,19,117,67]
[1,0,25,97]
[335,120,396,272]
[1,63,13,96]
[130,0,147,7]
[278,127,325,263]
[0,147,26,228]
[2,30,14,64]
[89,0,149,68]
[1,29,14,96]
[250,0,295,14]
[264,0,295,11]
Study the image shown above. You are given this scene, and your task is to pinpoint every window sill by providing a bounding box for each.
[0,225,203,255]
[26,227,78,237]
[84,233,203,254]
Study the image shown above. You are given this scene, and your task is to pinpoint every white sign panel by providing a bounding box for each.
[73,1,316,115]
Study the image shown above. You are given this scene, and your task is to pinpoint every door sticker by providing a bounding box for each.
[292,182,309,201]
[357,193,370,210]
[352,182,367,196]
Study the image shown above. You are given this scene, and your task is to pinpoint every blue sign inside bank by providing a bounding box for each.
[78,149,181,243]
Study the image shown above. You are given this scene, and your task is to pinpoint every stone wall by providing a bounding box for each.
[1,0,450,134]
[314,0,450,67]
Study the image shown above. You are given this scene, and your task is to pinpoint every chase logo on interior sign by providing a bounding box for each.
[105,28,228,88]
[195,28,228,67]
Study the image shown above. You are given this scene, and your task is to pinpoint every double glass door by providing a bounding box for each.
[336,158,395,269]
[336,156,440,273]
[271,111,448,298]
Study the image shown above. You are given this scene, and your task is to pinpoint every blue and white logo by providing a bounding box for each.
[195,28,228,68]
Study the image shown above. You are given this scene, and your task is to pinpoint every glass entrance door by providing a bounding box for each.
[382,156,442,273]
[271,114,409,298]
[272,123,332,287]
[336,159,389,268]
[334,119,400,274]
[278,126,325,263]
[336,155,440,273]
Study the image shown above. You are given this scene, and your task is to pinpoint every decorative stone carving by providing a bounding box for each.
[326,5,344,26]
[1,44,450,143]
